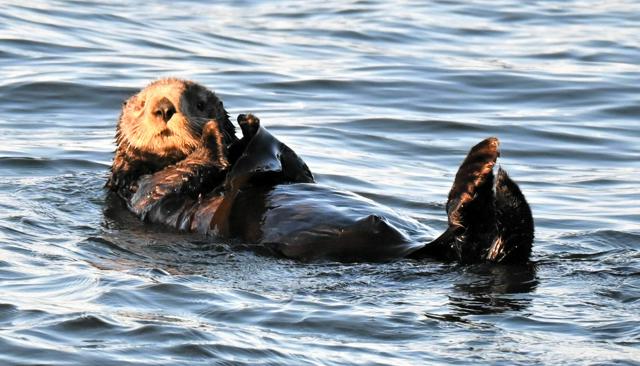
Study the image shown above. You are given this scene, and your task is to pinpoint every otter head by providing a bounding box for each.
[108,78,237,194]
[117,78,235,158]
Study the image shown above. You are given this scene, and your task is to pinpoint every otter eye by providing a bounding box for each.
[196,101,205,111]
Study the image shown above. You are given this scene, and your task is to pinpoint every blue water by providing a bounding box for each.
[1,1,639,365]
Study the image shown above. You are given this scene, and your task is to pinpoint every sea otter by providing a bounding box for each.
[107,78,534,264]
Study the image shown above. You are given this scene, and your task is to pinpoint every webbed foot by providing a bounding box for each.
[411,137,533,264]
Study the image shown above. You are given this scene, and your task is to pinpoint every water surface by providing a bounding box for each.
[0,1,639,365]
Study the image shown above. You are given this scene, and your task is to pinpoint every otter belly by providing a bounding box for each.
[227,183,430,262]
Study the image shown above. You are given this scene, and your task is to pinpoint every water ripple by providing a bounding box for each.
[0,0,638,365]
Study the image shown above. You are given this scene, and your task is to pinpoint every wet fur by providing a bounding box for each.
[106,78,236,199]
[107,79,534,264]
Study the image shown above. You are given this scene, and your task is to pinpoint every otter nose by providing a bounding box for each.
[153,97,176,123]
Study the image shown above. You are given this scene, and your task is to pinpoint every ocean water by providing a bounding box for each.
[0,1,639,365]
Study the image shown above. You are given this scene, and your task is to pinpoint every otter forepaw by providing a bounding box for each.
[237,113,260,140]
[201,120,229,168]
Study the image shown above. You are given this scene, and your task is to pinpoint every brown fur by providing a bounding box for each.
[107,78,237,198]
[106,79,534,264]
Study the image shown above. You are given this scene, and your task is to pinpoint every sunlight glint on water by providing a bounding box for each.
[0,1,639,365]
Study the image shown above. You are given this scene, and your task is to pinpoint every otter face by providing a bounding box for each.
[117,78,233,158]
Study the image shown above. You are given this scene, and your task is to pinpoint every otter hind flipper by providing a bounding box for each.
[412,137,533,264]
[486,168,534,263]
[447,137,500,263]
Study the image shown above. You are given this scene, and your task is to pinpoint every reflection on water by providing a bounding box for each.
[1,0,639,365]
[448,264,538,316]
[423,264,538,325]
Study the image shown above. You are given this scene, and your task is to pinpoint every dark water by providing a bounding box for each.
[1,1,639,365]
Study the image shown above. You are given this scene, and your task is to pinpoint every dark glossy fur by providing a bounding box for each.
[108,79,534,264]
[408,139,535,264]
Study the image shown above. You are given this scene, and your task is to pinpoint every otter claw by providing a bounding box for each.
[237,113,260,139]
